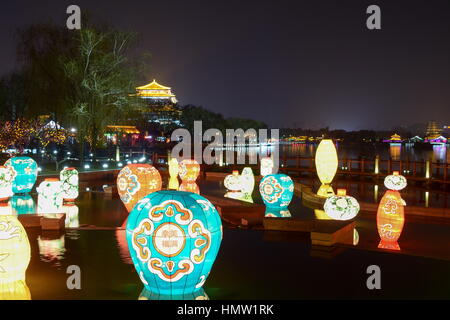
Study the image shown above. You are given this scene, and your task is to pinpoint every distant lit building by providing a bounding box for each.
[425,121,446,145]
[135,79,181,126]
[383,133,403,145]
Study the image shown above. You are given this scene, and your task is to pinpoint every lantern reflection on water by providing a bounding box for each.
[179,181,200,194]
[0,212,31,300]
[38,235,66,264]
[377,190,405,250]
[62,204,79,228]
[139,288,209,300]
[126,190,222,295]
[315,139,338,185]
[9,195,36,215]
[117,164,162,212]
[4,156,38,194]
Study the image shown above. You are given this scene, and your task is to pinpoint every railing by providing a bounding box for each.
[152,153,450,184]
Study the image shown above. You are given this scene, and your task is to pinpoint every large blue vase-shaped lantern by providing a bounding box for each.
[4,157,38,194]
[259,174,294,209]
[126,190,222,295]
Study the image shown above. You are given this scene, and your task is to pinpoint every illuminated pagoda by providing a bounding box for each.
[135,79,181,126]
[383,133,403,145]
[425,120,446,145]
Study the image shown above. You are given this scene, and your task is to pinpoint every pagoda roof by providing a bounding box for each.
[136,79,172,91]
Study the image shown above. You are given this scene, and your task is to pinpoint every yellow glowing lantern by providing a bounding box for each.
[224,170,242,191]
[316,184,335,198]
[0,213,31,300]
[179,181,200,194]
[240,167,255,194]
[315,139,338,185]
[179,159,200,182]
[260,157,273,176]
[168,158,180,190]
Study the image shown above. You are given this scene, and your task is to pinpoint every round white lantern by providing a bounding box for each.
[324,189,360,221]
[384,171,407,191]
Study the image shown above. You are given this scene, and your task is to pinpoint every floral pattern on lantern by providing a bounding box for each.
[384,171,407,191]
[4,157,38,194]
[126,190,222,295]
[0,166,16,201]
[259,174,294,208]
[260,157,274,176]
[224,170,242,191]
[240,167,255,194]
[323,189,360,221]
[377,190,404,250]
[315,139,338,185]
[0,214,31,300]
[37,178,63,214]
[60,167,79,201]
[117,164,162,212]
[179,159,200,182]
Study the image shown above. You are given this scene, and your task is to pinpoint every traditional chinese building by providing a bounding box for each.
[425,121,442,140]
[135,79,181,126]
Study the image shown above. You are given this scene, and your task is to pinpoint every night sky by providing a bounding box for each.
[2,0,450,130]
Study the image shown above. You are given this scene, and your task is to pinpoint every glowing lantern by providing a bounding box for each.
[4,157,38,194]
[9,195,36,215]
[0,166,16,201]
[264,208,291,218]
[259,174,294,209]
[62,204,79,228]
[168,158,180,190]
[384,171,407,191]
[60,167,79,201]
[179,181,200,195]
[323,189,360,221]
[260,157,273,176]
[179,159,200,182]
[0,213,31,300]
[126,190,222,295]
[377,190,404,250]
[240,167,255,194]
[117,164,162,212]
[139,288,209,300]
[316,184,335,198]
[224,170,242,191]
[37,178,63,214]
[224,191,253,203]
[315,139,338,185]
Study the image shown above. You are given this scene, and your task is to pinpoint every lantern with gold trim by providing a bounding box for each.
[117,164,162,212]
[259,174,294,209]
[126,190,222,295]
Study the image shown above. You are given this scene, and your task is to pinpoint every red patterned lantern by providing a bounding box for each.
[377,190,405,250]
[117,164,162,212]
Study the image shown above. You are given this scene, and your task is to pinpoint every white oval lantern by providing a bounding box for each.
[224,170,242,192]
[324,189,360,221]
[384,171,407,191]
[37,178,63,214]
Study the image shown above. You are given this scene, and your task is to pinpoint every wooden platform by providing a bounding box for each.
[18,213,66,230]
[263,217,355,246]
[204,195,265,225]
